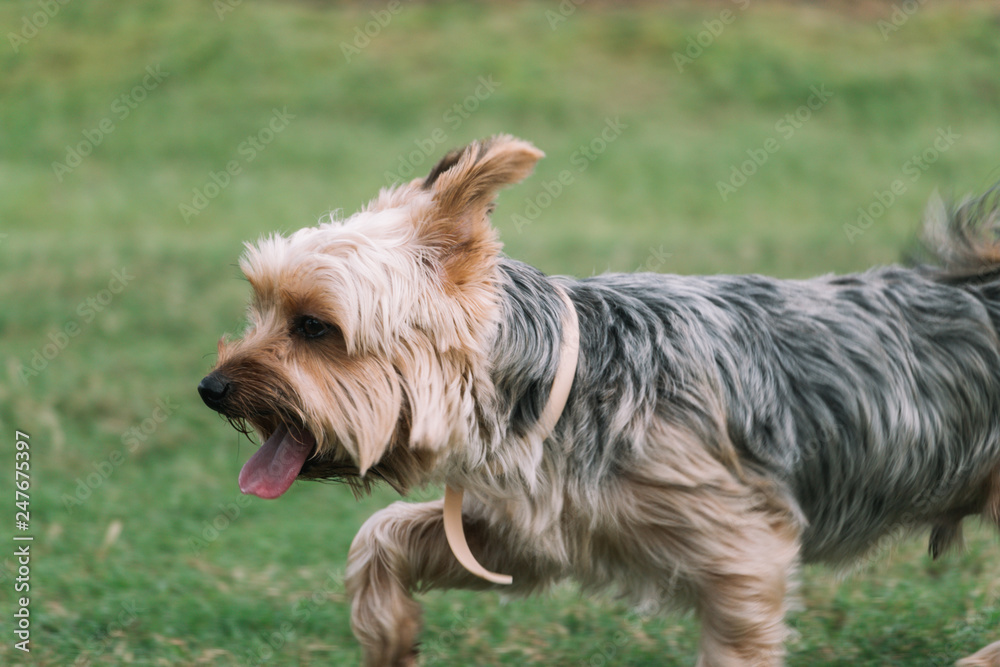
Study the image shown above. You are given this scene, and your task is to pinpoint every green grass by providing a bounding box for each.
[2,1,1000,664]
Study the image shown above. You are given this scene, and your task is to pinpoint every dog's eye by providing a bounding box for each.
[294,316,329,339]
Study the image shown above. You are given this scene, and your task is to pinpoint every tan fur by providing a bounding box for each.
[214,136,543,481]
[417,135,542,298]
[346,500,556,667]
[344,411,800,666]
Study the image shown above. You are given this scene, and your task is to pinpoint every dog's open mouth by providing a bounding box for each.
[238,424,316,499]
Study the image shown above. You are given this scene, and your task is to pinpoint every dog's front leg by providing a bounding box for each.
[346,501,441,667]
[345,498,551,667]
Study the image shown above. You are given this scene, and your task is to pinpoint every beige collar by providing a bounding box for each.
[443,284,579,585]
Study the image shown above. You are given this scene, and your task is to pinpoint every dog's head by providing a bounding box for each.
[198,135,543,497]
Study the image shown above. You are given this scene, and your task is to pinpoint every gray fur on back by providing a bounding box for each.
[489,188,1000,565]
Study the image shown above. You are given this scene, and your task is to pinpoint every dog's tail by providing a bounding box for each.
[916,184,1000,284]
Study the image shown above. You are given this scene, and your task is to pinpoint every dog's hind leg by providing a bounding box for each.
[955,467,1000,666]
[955,465,1000,667]
[345,498,556,667]
[958,640,1000,667]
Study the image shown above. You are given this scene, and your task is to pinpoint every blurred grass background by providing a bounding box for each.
[1,1,999,665]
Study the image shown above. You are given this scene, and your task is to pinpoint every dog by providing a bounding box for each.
[198,135,1000,666]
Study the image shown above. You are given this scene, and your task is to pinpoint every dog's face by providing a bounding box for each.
[198,136,543,497]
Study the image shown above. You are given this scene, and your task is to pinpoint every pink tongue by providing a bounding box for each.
[238,424,315,499]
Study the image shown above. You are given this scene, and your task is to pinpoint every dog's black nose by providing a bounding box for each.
[198,372,232,412]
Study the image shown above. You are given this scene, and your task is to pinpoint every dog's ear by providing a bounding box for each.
[421,147,465,191]
[422,135,543,204]
[418,135,543,272]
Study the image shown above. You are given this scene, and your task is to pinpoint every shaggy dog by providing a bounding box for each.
[199,135,1000,666]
